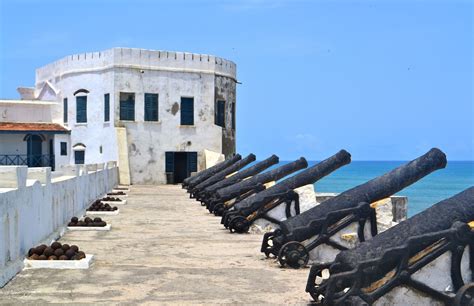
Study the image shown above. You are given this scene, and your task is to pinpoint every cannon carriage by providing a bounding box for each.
[221,150,352,234]
[261,148,448,269]
[208,157,309,216]
[306,187,474,306]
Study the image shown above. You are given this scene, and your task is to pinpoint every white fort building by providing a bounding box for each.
[0,48,237,184]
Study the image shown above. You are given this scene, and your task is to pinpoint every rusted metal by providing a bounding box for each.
[189,154,256,198]
[195,154,279,204]
[183,154,241,190]
[208,157,308,215]
[306,187,474,305]
[222,150,351,233]
[261,148,447,268]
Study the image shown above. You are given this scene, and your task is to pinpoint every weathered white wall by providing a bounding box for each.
[34,47,237,184]
[0,163,119,287]
[0,100,58,123]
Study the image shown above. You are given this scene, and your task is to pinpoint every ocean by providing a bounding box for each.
[307,160,474,217]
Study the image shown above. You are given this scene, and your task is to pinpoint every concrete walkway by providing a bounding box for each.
[0,185,310,304]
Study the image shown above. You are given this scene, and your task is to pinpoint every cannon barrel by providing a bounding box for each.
[214,157,309,203]
[185,154,242,189]
[192,154,257,193]
[202,154,279,197]
[332,186,474,286]
[279,148,447,243]
[232,150,351,216]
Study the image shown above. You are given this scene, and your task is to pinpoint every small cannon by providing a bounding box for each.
[222,150,351,234]
[306,187,474,305]
[261,148,447,269]
[209,157,309,216]
[183,154,241,191]
[189,154,256,199]
[196,155,280,205]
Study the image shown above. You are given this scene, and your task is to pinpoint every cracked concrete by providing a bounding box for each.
[0,185,310,304]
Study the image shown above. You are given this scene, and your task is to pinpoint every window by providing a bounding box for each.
[74,151,85,164]
[63,98,68,123]
[76,96,87,123]
[104,93,110,122]
[232,102,236,130]
[215,100,225,127]
[144,93,159,121]
[60,142,67,156]
[120,92,135,121]
[180,97,194,125]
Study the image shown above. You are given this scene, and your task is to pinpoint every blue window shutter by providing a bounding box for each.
[181,97,194,125]
[187,152,197,173]
[165,152,174,173]
[120,93,135,121]
[104,94,110,122]
[63,98,68,123]
[74,151,85,164]
[145,93,158,121]
[76,96,87,123]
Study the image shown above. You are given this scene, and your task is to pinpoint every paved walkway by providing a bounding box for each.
[0,185,310,304]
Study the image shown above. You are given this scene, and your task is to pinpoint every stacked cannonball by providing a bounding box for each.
[27,242,86,260]
[107,191,126,196]
[68,216,107,227]
[87,200,118,211]
[101,196,121,202]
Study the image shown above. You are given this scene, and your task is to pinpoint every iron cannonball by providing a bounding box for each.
[77,221,86,226]
[65,249,76,259]
[61,244,70,251]
[48,255,58,260]
[94,217,102,223]
[43,247,54,257]
[28,248,35,256]
[59,255,68,260]
[29,254,40,260]
[76,251,86,260]
[71,217,79,223]
[38,255,47,260]
[33,247,43,256]
[70,245,79,252]
[54,248,64,257]
[51,242,62,250]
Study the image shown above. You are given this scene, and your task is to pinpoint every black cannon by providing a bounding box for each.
[209,157,309,216]
[222,150,351,234]
[189,154,256,199]
[261,148,447,269]
[183,154,242,191]
[306,186,474,305]
[196,154,280,205]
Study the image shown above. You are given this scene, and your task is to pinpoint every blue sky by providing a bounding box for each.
[0,0,472,161]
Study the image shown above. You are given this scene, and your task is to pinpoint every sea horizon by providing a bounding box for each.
[273,160,473,217]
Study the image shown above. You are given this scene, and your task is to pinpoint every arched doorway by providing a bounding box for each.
[25,134,43,167]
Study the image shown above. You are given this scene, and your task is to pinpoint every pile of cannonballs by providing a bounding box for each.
[107,191,126,196]
[27,242,86,260]
[87,200,118,212]
[101,196,121,202]
[68,216,107,227]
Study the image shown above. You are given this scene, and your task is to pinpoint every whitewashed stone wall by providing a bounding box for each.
[34,47,237,184]
[0,163,119,287]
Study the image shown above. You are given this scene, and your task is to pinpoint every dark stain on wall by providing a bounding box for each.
[215,75,236,157]
[171,102,180,115]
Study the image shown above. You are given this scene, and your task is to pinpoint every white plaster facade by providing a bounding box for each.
[1,48,237,184]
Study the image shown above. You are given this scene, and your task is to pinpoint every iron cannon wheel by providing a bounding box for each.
[228,216,250,233]
[278,241,309,269]
[454,283,474,306]
[213,203,225,216]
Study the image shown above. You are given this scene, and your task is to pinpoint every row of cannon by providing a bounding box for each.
[182,149,473,305]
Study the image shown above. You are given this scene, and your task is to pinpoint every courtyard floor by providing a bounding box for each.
[0,185,310,304]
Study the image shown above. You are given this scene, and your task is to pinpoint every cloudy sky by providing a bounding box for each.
[0,0,472,160]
